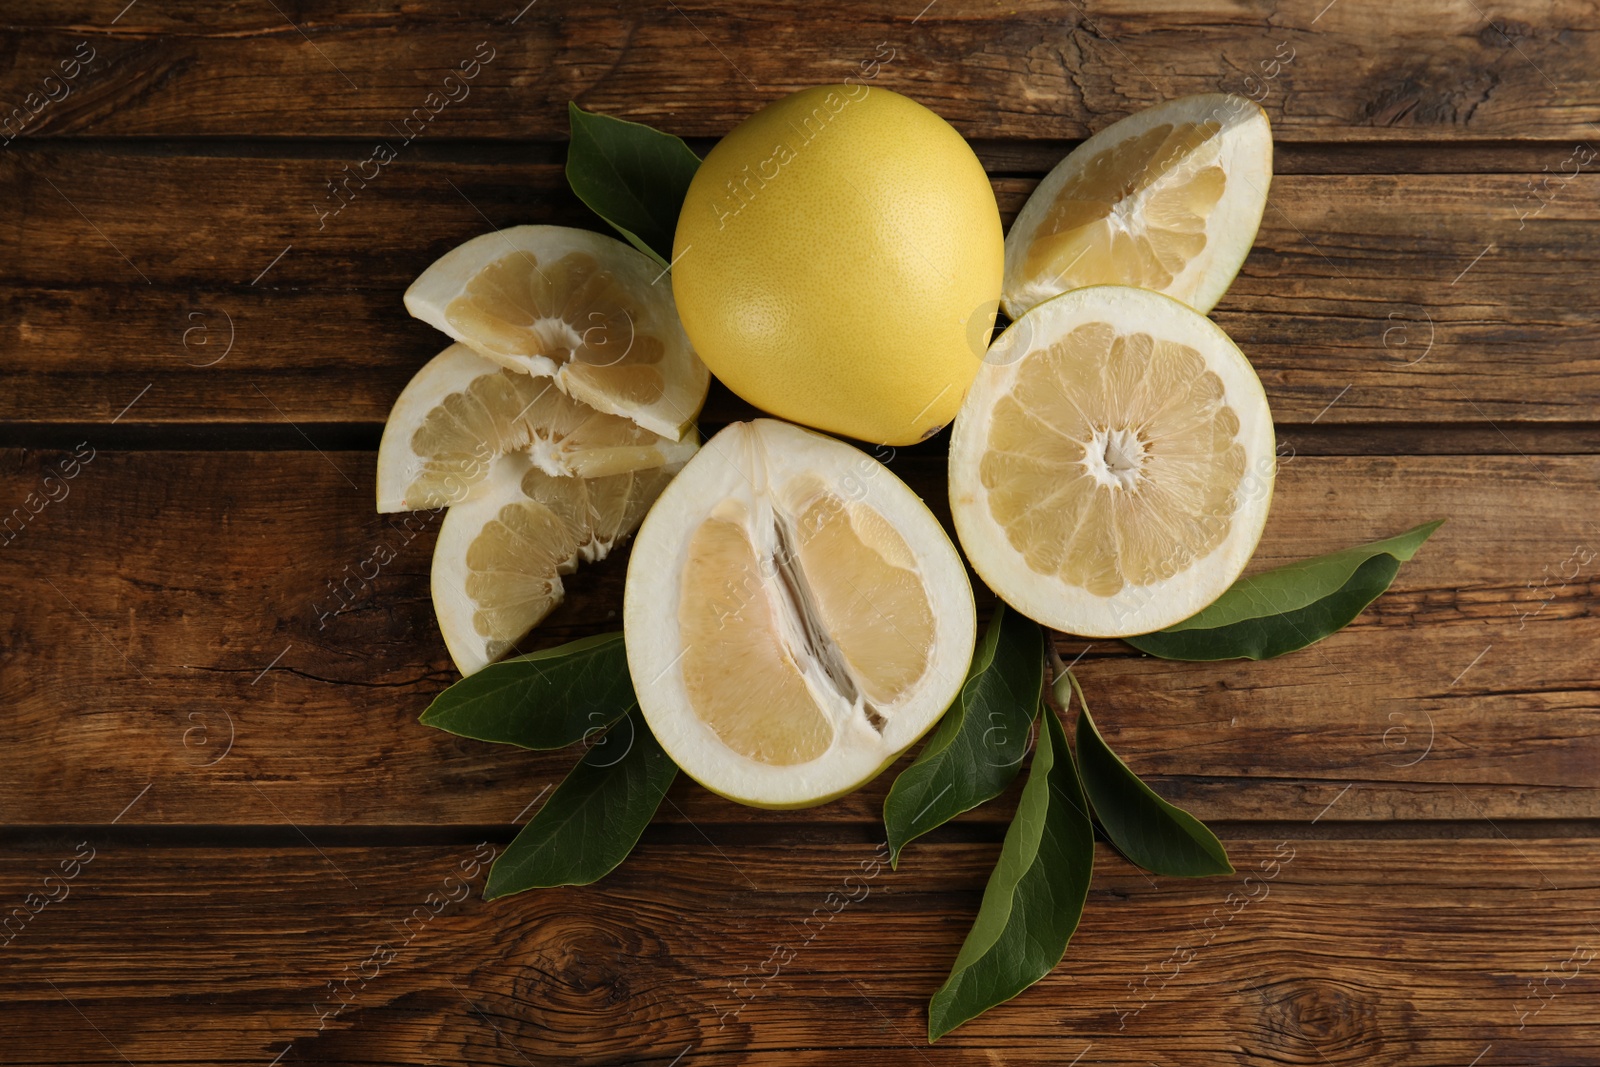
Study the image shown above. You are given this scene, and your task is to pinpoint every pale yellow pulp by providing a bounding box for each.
[463,465,671,662]
[446,251,668,407]
[980,322,1245,597]
[1024,122,1227,294]
[405,370,678,505]
[676,485,936,766]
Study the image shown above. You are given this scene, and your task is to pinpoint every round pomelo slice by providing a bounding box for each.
[404,225,710,440]
[1003,94,1271,318]
[624,420,976,809]
[432,452,682,675]
[950,285,1275,637]
[376,343,698,513]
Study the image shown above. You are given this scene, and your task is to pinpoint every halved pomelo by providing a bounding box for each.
[1003,94,1272,318]
[377,343,697,513]
[404,225,709,439]
[950,285,1275,637]
[624,420,976,808]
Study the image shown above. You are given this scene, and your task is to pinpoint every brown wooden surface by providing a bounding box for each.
[2,839,1598,1065]
[4,152,1600,428]
[4,1,1600,142]
[4,1,1599,1064]
[3,450,1597,829]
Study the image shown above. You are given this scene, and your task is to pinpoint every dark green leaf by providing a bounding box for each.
[1124,520,1444,661]
[485,708,676,898]
[420,632,633,750]
[1061,671,1231,877]
[884,606,1044,868]
[927,705,1094,1042]
[566,102,701,267]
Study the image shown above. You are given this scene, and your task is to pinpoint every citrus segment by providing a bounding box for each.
[377,344,697,513]
[679,507,835,766]
[432,455,681,676]
[1003,94,1271,317]
[951,286,1274,637]
[404,225,709,439]
[787,487,936,706]
[445,251,668,407]
[625,420,975,808]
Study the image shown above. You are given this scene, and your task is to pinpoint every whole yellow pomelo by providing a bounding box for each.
[672,85,1003,446]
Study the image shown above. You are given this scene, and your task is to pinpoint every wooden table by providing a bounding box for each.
[3,2,1597,1063]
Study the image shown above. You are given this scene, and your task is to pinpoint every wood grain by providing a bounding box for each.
[3,1,1598,142]
[2,448,1594,827]
[1,838,1594,1064]
[5,1,1599,1061]
[3,147,1598,427]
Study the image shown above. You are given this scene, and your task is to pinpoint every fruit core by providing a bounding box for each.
[1087,426,1146,490]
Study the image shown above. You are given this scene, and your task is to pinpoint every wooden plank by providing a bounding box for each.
[3,1,1598,142]
[3,149,1598,427]
[1,448,1594,827]
[0,838,1594,1064]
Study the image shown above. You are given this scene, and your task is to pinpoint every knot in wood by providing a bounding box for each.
[1258,978,1392,1062]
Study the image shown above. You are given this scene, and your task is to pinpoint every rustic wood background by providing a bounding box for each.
[3,1,1598,1063]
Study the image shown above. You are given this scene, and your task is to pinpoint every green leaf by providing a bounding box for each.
[485,707,677,898]
[884,606,1044,868]
[1061,671,1231,878]
[566,102,702,268]
[419,632,635,750]
[1124,520,1445,661]
[927,705,1094,1042]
